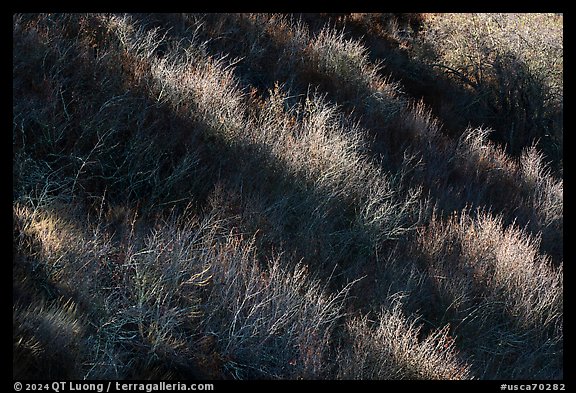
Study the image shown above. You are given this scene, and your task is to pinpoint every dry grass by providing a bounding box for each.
[337,302,472,380]
[13,13,562,380]
[14,298,87,379]
[414,210,563,378]
[416,13,563,174]
[200,233,353,379]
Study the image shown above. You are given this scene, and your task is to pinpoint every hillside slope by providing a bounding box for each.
[13,13,563,380]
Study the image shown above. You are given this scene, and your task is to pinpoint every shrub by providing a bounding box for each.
[201,234,352,379]
[13,13,562,380]
[416,13,563,173]
[337,301,472,380]
[415,210,563,378]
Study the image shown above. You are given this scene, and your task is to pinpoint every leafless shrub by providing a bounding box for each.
[202,234,353,379]
[13,13,562,380]
[337,301,472,380]
[416,210,563,378]
[417,13,563,172]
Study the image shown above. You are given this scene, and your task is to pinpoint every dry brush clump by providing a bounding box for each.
[415,13,563,174]
[517,146,563,261]
[337,302,472,380]
[447,127,563,263]
[414,210,562,379]
[12,12,423,379]
[199,233,353,379]
[13,196,353,379]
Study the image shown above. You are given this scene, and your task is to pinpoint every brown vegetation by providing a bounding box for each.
[13,13,562,380]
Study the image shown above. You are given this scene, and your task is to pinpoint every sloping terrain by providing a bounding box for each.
[13,13,563,380]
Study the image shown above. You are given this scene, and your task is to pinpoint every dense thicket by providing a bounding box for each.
[13,13,562,380]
